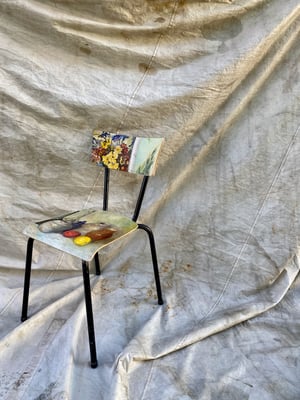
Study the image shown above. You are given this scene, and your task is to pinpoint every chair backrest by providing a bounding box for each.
[91,130,164,221]
[92,130,163,176]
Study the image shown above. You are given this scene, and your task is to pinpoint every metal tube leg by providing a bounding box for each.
[94,253,101,276]
[82,260,98,368]
[138,224,164,305]
[21,237,34,322]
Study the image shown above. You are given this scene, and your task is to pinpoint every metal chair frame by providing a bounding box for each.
[21,166,163,368]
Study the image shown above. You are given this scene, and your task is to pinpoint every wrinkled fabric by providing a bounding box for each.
[0,0,299,399]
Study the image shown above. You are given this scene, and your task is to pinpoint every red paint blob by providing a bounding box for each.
[63,230,81,238]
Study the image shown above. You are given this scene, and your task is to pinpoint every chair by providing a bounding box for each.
[21,130,164,368]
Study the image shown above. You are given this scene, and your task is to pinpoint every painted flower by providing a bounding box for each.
[101,138,112,149]
[102,152,119,169]
[92,131,136,171]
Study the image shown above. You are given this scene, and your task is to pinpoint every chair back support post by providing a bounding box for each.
[132,175,149,222]
[103,167,110,211]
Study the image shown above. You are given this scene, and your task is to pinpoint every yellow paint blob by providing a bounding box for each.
[73,236,92,246]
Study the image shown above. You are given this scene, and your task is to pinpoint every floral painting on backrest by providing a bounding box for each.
[91,130,163,176]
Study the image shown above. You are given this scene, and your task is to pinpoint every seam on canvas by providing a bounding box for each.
[203,123,300,319]
[117,0,180,133]
[140,360,155,400]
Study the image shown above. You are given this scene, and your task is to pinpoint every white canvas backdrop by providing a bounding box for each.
[0,1,299,399]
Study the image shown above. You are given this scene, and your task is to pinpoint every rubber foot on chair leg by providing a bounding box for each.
[21,316,28,322]
[158,299,164,305]
[91,360,98,369]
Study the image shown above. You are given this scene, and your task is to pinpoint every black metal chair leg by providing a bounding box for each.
[138,224,164,305]
[21,237,34,322]
[94,253,101,276]
[82,260,98,368]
